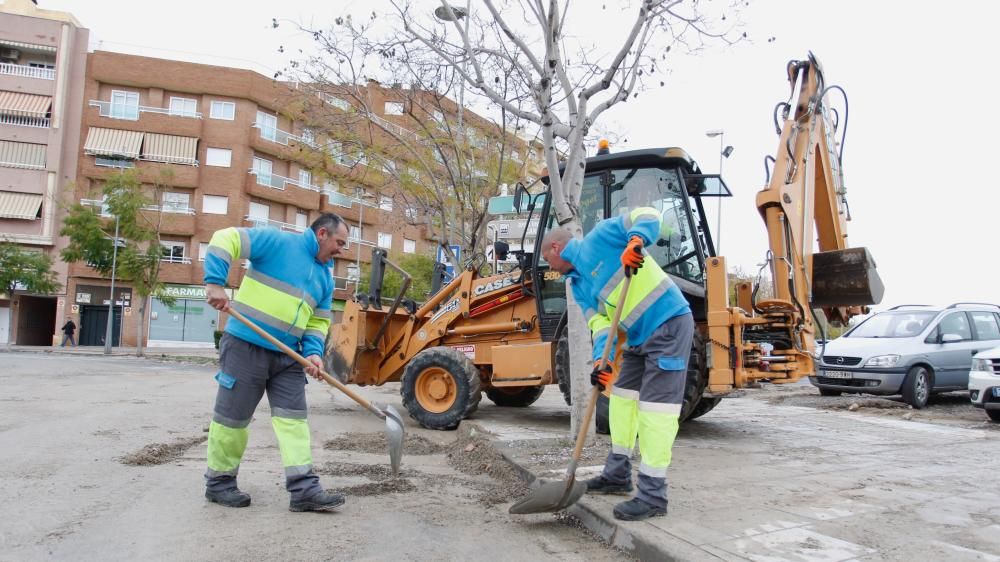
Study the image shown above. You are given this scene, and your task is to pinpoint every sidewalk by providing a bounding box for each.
[5,345,219,361]
[471,389,1000,561]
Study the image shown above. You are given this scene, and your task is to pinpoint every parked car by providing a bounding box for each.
[969,345,1000,422]
[810,303,1000,408]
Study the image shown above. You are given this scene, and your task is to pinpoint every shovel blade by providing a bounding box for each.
[383,404,405,476]
[508,479,587,515]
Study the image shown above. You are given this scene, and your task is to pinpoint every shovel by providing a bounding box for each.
[509,274,632,515]
[226,307,405,476]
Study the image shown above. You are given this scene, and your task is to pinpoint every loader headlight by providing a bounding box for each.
[972,358,993,372]
[864,354,900,368]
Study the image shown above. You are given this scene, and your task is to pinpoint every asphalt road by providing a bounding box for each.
[0,352,625,562]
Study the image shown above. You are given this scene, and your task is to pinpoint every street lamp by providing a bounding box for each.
[434,2,471,133]
[103,214,121,355]
[705,129,733,254]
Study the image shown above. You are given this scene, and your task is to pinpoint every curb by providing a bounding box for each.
[462,422,715,561]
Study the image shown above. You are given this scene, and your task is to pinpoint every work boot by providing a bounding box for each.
[613,497,666,521]
[205,488,251,508]
[585,475,633,495]
[289,490,346,512]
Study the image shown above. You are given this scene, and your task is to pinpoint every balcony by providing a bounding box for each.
[0,63,55,80]
[81,157,200,189]
[245,170,321,209]
[87,100,203,137]
[252,122,318,149]
[0,111,49,129]
[89,100,202,120]
[244,215,305,233]
[160,255,193,265]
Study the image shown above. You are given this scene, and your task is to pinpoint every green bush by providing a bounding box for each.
[214,330,224,349]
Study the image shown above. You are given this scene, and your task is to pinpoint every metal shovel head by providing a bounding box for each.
[382,404,405,476]
[508,478,587,514]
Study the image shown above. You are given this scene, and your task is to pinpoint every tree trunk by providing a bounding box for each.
[564,220,595,442]
[4,291,15,349]
[135,296,146,357]
[566,285,596,444]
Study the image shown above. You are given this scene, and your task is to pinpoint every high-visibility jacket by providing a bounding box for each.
[204,227,333,358]
[561,207,691,362]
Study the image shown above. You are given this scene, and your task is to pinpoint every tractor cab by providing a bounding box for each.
[505,147,732,341]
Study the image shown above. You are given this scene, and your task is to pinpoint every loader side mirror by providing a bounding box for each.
[513,182,527,212]
[494,241,510,261]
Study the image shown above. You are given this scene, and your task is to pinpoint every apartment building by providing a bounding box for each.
[68,50,541,348]
[0,0,88,345]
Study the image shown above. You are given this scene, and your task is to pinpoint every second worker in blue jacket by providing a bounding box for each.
[541,207,694,521]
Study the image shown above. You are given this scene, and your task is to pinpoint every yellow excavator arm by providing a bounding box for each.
[706,52,883,393]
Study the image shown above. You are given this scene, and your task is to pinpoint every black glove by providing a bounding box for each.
[590,363,613,391]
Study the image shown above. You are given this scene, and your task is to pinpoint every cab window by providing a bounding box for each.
[932,312,972,342]
[607,167,702,283]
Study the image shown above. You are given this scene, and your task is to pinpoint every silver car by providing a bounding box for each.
[810,303,1000,408]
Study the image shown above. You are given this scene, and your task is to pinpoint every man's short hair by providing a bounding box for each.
[541,227,574,252]
[310,213,344,234]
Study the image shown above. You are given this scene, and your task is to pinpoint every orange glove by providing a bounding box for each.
[621,235,644,275]
[591,363,614,391]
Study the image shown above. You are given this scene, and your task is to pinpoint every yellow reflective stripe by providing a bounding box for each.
[209,227,244,261]
[231,302,305,338]
[611,386,640,400]
[638,409,679,469]
[588,313,611,335]
[609,393,639,451]
[235,276,313,330]
[246,269,317,310]
[206,420,248,472]
[639,462,668,478]
[603,266,673,331]
[629,206,660,223]
[272,417,312,468]
[622,277,674,328]
[639,401,682,415]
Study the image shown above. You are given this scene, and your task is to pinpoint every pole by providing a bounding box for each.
[103,215,120,354]
[716,133,724,255]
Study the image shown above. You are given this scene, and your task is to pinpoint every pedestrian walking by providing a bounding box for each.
[60,317,76,347]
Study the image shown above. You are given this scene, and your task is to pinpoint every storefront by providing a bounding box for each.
[75,285,132,347]
[147,284,223,348]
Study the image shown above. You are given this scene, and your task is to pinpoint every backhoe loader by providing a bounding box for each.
[325,52,883,430]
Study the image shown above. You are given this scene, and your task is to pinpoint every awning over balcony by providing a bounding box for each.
[0,90,51,116]
[0,140,46,169]
[142,133,198,165]
[0,191,43,220]
[83,127,143,158]
[0,40,56,53]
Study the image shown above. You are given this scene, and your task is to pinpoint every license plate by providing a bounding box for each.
[822,370,853,379]
[993,388,1000,398]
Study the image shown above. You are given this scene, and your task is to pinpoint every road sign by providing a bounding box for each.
[437,245,461,277]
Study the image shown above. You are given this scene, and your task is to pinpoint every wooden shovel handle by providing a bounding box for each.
[569,275,632,464]
[225,307,384,419]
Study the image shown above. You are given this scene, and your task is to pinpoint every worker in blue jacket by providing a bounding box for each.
[201,213,349,512]
[541,207,694,521]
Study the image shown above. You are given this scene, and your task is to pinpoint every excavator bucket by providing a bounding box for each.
[811,247,884,307]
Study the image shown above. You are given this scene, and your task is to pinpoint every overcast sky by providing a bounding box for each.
[42,0,999,311]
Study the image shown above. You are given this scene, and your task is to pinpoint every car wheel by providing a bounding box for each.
[901,365,932,409]
[819,388,842,397]
[987,409,1000,423]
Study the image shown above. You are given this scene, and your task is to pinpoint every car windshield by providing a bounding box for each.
[846,311,937,338]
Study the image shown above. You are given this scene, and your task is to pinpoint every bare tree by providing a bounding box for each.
[278,30,538,270]
[280,0,742,433]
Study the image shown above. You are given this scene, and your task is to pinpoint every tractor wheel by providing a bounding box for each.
[680,331,717,422]
[556,335,572,406]
[485,386,545,407]
[556,334,611,434]
[401,347,482,430]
